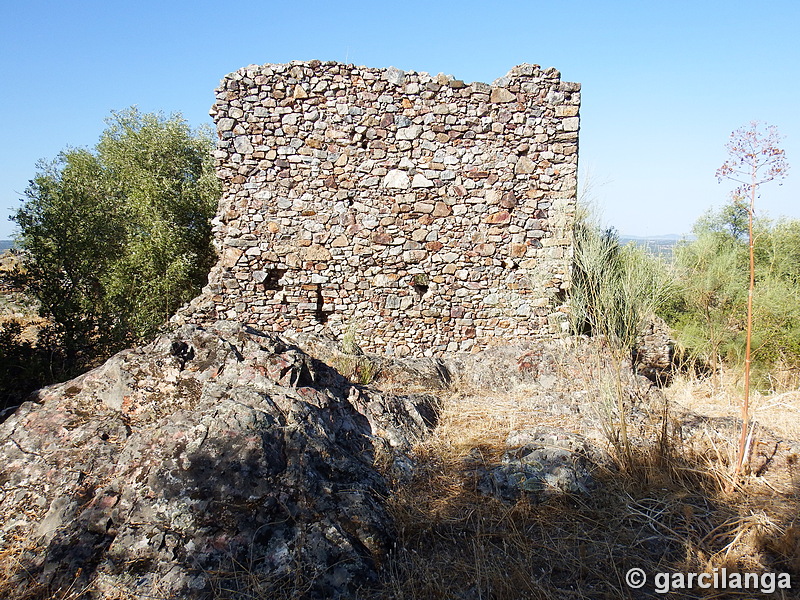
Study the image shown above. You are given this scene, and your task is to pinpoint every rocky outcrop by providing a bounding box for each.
[0,321,436,599]
[471,427,612,502]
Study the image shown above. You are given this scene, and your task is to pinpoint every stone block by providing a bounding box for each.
[303,245,331,261]
[412,174,434,188]
[484,211,511,225]
[402,250,427,263]
[384,169,411,189]
[490,88,516,103]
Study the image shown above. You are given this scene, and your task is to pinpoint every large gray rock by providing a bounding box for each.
[471,427,613,502]
[0,322,436,599]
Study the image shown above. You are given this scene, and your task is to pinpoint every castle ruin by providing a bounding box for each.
[181,60,580,357]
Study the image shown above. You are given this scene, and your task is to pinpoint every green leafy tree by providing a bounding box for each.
[672,209,800,383]
[670,210,749,387]
[13,150,124,368]
[11,107,219,375]
[95,108,220,340]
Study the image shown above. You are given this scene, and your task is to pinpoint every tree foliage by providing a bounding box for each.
[669,210,750,382]
[10,107,220,375]
[670,208,800,389]
[95,109,220,340]
[13,150,123,367]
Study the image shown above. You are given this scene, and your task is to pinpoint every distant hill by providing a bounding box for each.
[0,241,14,252]
[619,234,688,259]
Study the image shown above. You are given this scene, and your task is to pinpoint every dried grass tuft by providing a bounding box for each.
[375,375,800,600]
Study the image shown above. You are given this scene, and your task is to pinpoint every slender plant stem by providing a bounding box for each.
[715,122,788,487]
[734,166,757,478]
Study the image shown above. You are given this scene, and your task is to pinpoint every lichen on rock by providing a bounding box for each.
[0,321,436,599]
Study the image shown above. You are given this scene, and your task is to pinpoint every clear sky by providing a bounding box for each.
[1,0,797,240]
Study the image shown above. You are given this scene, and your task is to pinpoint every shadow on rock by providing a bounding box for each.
[0,321,438,599]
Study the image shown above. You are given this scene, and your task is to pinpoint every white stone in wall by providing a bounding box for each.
[383,170,411,189]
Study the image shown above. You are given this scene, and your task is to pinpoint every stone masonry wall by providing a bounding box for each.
[180,60,580,357]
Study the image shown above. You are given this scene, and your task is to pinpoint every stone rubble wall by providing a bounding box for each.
[179,60,580,357]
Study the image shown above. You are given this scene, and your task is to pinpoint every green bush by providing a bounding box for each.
[10,107,220,376]
[668,205,800,389]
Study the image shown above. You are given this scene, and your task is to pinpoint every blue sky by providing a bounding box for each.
[1,0,797,239]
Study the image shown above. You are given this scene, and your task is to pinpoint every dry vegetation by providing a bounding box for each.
[374,355,800,600]
[669,370,800,450]
[0,252,44,342]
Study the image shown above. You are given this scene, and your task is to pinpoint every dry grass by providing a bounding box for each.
[430,390,585,456]
[668,369,800,443]
[0,534,36,590]
[0,539,91,600]
[330,353,381,385]
[374,368,800,600]
[0,251,46,343]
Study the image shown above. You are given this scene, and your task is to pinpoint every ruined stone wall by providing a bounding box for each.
[181,60,580,357]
